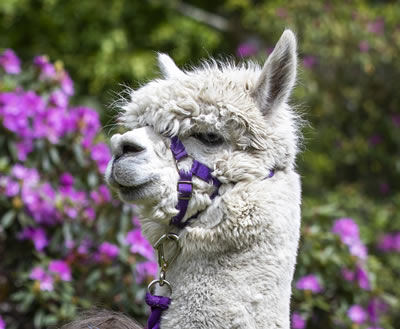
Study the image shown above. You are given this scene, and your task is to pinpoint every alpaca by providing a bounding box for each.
[105,29,301,329]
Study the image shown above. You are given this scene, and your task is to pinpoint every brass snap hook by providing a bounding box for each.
[154,233,180,270]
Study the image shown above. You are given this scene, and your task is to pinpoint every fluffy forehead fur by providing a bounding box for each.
[118,61,300,171]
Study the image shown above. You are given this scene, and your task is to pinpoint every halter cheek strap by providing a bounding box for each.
[170,136,274,229]
[170,136,222,228]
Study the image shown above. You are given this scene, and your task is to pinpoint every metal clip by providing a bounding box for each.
[147,233,180,295]
[154,233,180,270]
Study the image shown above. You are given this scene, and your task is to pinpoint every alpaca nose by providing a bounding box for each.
[110,133,145,159]
[120,142,145,157]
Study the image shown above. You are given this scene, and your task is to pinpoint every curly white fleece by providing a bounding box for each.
[109,30,302,329]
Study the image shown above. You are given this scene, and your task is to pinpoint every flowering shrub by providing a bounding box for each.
[0,50,156,328]
[1,2,400,326]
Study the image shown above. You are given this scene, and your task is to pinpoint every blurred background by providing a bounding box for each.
[0,0,399,328]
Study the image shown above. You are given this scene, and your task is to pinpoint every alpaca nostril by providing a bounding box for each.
[121,143,144,156]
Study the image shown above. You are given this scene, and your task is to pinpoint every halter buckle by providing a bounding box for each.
[177,180,193,200]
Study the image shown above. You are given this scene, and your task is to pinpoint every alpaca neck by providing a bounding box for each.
[158,240,295,329]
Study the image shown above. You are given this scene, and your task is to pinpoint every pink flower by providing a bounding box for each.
[135,261,157,284]
[291,312,305,329]
[49,90,69,108]
[341,268,355,282]
[302,55,317,69]
[347,305,367,324]
[60,173,75,187]
[91,143,111,174]
[378,233,394,251]
[356,265,370,290]
[83,207,96,221]
[367,298,388,324]
[236,43,258,57]
[349,241,368,260]
[15,139,33,161]
[4,178,19,197]
[90,185,111,205]
[341,265,370,290]
[0,49,21,74]
[33,55,56,79]
[0,314,5,329]
[49,260,72,281]
[296,274,322,293]
[125,229,155,261]
[29,266,54,291]
[60,72,74,96]
[19,227,48,251]
[367,18,384,35]
[98,242,119,259]
[332,218,360,245]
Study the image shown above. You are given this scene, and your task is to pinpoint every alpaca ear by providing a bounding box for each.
[252,29,297,115]
[157,53,185,79]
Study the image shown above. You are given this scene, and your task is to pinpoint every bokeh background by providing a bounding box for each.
[0,1,399,328]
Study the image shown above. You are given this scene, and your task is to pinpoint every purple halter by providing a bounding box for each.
[169,136,274,229]
[169,136,222,228]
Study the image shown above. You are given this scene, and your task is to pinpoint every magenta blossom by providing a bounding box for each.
[296,274,322,293]
[0,49,21,74]
[378,232,400,252]
[49,260,72,281]
[367,298,388,324]
[135,261,157,284]
[236,43,258,57]
[125,228,155,261]
[347,305,367,324]
[49,90,69,108]
[367,18,385,35]
[2,177,20,197]
[302,55,317,69]
[83,207,96,221]
[98,242,120,259]
[332,218,360,245]
[91,143,111,174]
[33,55,56,79]
[19,227,48,251]
[60,71,74,96]
[90,185,111,205]
[291,312,305,329]
[15,139,34,161]
[29,266,54,291]
[0,314,5,329]
[60,173,75,187]
[356,265,370,290]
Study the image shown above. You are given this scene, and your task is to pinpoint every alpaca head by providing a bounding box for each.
[106,30,301,249]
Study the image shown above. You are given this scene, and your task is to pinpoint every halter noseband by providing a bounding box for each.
[169,136,274,229]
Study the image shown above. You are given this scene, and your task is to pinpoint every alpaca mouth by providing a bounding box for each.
[116,178,158,203]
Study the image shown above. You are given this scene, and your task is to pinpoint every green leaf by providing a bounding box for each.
[34,310,44,329]
[1,209,16,229]
[49,147,61,165]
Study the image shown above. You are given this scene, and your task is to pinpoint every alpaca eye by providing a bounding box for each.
[193,132,224,146]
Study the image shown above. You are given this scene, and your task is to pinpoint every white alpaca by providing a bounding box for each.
[106,30,301,329]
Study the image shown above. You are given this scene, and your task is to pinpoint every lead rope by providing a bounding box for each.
[145,233,180,329]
